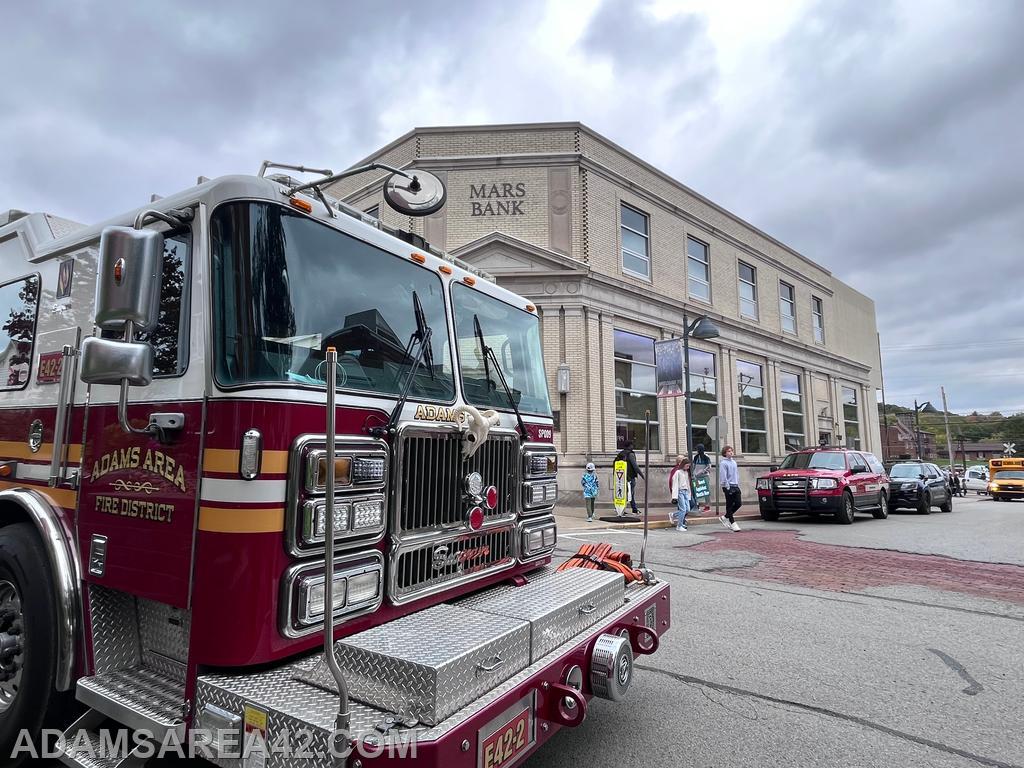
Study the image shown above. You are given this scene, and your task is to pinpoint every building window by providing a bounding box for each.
[688,348,718,452]
[687,237,711,301]
[812,296,825,343]
[0,274,41,390]
[620,204,650,279]
[779,281,796,334]
[738,261,758,320]
[614,330,660,450]
[737,359,767,454]
[780,371,805,452]
[842,385,860,449]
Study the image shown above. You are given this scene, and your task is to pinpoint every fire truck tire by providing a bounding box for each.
[872,492,889,519]
[835,491,855,524]
[0,523,73,768]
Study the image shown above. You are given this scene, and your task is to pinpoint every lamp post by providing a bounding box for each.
[683,310,721,463]
[913,399,933,460]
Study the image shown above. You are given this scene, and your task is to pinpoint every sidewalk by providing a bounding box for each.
[554,501,762,532]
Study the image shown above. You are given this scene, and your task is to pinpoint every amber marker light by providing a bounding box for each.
[463,276,476,286]
[438,265,453,275]
[289,197,313,213]
[0,464,11,478]
[526,304,536,312]
[411,252,426,264]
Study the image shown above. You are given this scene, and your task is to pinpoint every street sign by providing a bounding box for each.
[613,460,628,514]
[706,415,728,443]
[1004,442,1016,456]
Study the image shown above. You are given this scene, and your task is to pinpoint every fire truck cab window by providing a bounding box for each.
[0,274,40,390]
[211,202,454,401]
[452,283,551,416]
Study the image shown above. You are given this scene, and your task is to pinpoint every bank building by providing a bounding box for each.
[327,122,882,497]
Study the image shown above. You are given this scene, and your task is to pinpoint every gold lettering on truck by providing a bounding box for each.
[414,404,458,422]
[90,448,187,493]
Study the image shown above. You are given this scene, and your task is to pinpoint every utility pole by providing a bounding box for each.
[941,386,954,470]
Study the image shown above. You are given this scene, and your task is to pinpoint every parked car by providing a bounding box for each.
[888,461,953,513]
[963,465,989,494]
[756,447,890,524]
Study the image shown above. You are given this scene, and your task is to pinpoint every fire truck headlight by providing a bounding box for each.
[352,456,386,483]
[812,478,838,490]
[301,574,347,624]
[524,451,557,478]
[307,453,353,491]
[308,501,350,540]
[352,498,385,530]
[346,570,382,606]
[521,518,557,558]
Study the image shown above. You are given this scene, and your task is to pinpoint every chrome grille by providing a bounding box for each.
[392,527,516,604]
[398,429,518,536]
[772,478,809,510]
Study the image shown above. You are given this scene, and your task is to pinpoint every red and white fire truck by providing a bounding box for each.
[0,162,670,767]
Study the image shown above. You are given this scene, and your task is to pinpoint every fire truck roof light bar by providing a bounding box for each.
[285,162,414,197]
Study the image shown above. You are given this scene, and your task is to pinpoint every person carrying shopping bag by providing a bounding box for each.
[670,457,693,531]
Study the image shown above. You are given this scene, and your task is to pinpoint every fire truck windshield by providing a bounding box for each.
[452,282,551,416]
[211,201,455,400]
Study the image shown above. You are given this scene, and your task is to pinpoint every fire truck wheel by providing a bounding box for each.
[0,523,72,767]
[872,492,889,519]
[835,491,855,524]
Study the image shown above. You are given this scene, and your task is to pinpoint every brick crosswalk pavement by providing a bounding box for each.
[690,530,1024,605]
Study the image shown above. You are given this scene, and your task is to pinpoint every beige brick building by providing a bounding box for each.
[329,123,882,500]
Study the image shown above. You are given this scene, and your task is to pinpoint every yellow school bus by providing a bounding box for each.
[989,457,1024,501]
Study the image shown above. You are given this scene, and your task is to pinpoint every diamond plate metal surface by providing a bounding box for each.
[456,568,625,662]
[88,585,140,675]
[78,665,184,730]
[138,598,191,664]
[192,578,666,767]
[327,604,530,726]
[60,725,132,768]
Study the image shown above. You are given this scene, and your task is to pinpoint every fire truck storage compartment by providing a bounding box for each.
[457,568,625,662]
[301,603,531,726]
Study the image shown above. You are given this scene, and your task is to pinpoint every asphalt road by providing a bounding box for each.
[530,494,1024,768]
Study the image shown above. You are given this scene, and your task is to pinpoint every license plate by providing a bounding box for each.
[478,695,535,768]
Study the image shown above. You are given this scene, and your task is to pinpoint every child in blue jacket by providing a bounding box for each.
[582,462,600,522]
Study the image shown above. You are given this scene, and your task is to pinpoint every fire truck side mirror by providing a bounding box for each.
[94,226,164,333]
[80,336,154,386]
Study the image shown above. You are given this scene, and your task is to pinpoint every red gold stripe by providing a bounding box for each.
[198,506,285,533]
[202,449,289,475]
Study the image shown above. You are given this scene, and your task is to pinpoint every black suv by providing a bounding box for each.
[887,462,952,514]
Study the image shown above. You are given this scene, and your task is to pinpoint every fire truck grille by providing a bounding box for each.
[392,527,516,603]
[398,430,518,536]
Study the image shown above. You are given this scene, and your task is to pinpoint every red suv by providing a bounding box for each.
[755,447,890,524]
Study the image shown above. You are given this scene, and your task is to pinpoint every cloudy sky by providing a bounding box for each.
[3,0,1022,414]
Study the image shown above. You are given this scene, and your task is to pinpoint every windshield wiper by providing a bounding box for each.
[472,313,527,441]
[372,291,433,438]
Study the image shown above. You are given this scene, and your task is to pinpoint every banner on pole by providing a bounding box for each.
[654,338,684,398]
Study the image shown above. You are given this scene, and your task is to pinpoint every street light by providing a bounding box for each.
[683,310,720,463]
[913,399,934,460]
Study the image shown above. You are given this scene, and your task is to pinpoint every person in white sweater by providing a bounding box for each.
[670,457,693,531]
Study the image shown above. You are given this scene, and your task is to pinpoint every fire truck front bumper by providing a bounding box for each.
[193,569,670,768]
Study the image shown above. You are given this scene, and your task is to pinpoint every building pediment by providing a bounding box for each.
[451,231,588,277]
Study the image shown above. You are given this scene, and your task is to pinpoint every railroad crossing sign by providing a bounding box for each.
[1004,442,1017,456]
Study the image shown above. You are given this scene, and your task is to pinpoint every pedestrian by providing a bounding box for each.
[614,441,644,516]
[581,462,600,523]
[718,445,742,532]
[670,457,692,531]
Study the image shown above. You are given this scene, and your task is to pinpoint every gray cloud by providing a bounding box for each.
[1,0,1021,413]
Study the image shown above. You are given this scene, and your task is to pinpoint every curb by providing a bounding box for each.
[559,511,761,532]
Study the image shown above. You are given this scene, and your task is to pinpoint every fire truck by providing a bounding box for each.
[0,161,670,767]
